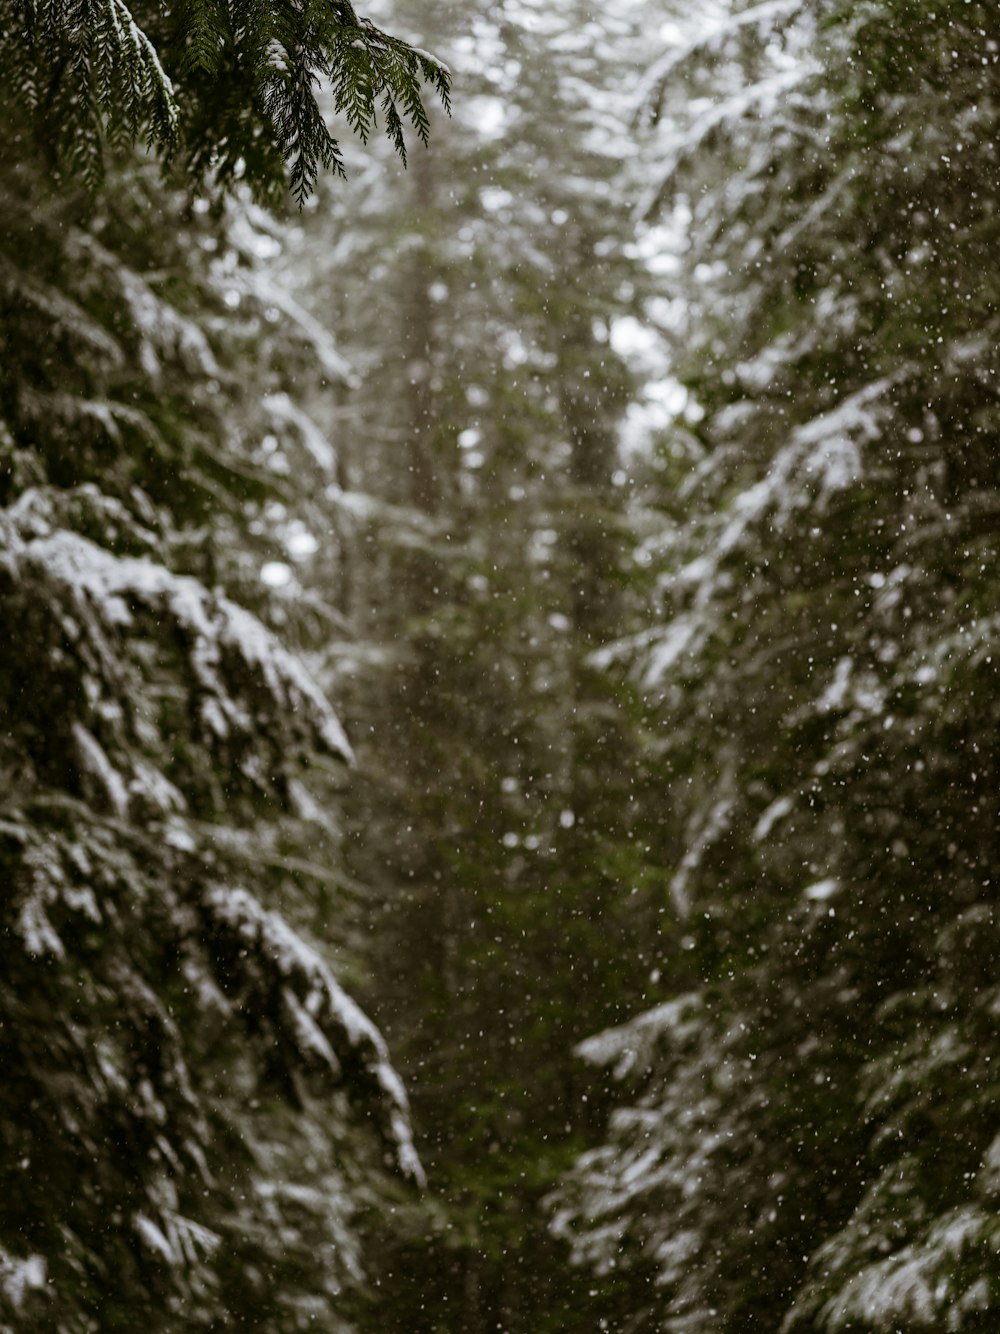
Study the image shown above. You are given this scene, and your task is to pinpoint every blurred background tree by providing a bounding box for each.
[281,1,675,1327]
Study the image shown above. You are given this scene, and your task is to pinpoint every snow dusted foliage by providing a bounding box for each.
[2,525,353,808]
[557,2,1000,1330]
[0,159,419,1329]
[199,881,422,1185]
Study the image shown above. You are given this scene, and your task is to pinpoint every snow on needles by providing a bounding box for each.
[14,527,354,768]
[201,882,424,1186]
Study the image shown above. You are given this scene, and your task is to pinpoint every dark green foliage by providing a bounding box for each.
[0,141,421,1327]
[555,1,1000,1330]
[0,0,450,201]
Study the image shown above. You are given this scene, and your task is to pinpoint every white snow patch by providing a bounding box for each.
[0,1249,46,1310]
[804,878,839,902]
[261,560,293,588]
[754,795,793,841]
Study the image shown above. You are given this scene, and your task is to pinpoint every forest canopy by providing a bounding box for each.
[3,0,1000,1330]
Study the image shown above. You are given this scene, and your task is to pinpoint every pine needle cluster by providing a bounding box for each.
[0,0,451,200]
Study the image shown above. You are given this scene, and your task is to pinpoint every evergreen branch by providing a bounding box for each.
[176,0,228,76]
[199,882,424,1185]
[0,0,450,198]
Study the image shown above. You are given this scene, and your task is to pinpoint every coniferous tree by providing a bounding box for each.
[0,7,447,1325]
[554,2,1000,1330]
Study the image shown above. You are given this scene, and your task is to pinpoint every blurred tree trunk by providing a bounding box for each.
[289,3,668,1327]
